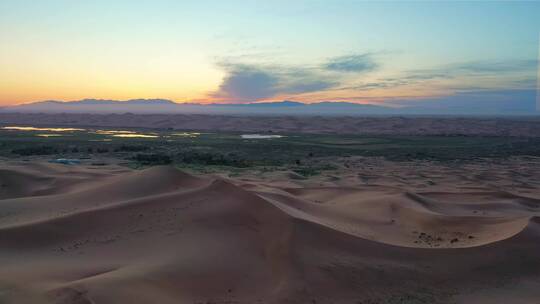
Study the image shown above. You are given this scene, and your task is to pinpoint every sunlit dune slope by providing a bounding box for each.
[0,163,539,303]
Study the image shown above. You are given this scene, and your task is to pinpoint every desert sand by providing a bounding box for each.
[1,160,540,303]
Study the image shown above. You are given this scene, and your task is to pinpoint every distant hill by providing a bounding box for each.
[2,97,538,116]
[73,98,177,105]
[2,99,398,115]
[21,98,177,107]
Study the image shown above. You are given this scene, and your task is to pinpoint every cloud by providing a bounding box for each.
[403,59,537,82]
[211,63,338,102]
[337,73,449,91]
[211,53,380,102]
[323,53,378,72]
[341,81,406,90]
[212,65,280,101]
[452,59,537,74]
[344,58,537,92]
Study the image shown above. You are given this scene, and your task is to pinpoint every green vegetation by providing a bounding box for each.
[132,153,172,165]
[11,145,58,156]
[2,127,540,174]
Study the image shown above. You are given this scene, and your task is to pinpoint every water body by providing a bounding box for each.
[241,134,284,139]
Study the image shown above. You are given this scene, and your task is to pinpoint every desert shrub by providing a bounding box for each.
[292,167,320,177]
[179,151,250,167]
[132,153,172,165]
[12,146,58,156]
[115,145,149,152]
[292,163,337,177]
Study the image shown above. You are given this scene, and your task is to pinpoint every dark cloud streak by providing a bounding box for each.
[453,59,537,74]
[346,58,537,92]
[211,63,338,102]
[323,53,378,73]
[212,65,280,101]
[211,53,378,102]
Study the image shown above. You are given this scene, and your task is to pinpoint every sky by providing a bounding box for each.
[0,0,539,109]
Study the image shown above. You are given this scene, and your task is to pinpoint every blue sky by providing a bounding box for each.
[0,0,538,110]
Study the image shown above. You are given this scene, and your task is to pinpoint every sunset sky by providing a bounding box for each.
[0,0,539,107]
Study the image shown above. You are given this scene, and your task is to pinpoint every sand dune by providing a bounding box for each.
[0,163,539,303]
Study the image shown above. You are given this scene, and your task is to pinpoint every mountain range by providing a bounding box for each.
[1,98,538,115]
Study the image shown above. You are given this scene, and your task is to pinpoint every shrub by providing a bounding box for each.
[132,153,172,165]
[12,146,58,156]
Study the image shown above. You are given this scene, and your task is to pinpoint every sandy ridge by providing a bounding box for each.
[0,163,539,303]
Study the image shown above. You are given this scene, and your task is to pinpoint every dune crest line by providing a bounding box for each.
[0,163,539,303]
